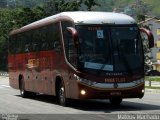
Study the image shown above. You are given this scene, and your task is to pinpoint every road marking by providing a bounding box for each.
[0,85,11,88]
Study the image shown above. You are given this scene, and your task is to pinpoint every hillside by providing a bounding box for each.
[144,0,160,16]
[94,0,160,17]
[0,0,160,17]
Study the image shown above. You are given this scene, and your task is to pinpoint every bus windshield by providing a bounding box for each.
[76,25,143,73]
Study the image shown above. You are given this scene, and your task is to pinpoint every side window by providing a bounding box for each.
[20,33,26,53]
[30,23,62,52]
[47,23,61,52]
[54,23,61,52]
[61,21,77,67]
[40,27,48,51]
[32,29,41,52]
[9,35,16,54]
[9,33,26,54]
[15,34,22,54]
[24,31,32,53]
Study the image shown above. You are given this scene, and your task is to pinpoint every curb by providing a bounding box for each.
[145,88,160,93]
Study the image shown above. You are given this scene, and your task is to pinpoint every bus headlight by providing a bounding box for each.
[74,74,96,86]
[142,89,145,93]
[80,90,86,95]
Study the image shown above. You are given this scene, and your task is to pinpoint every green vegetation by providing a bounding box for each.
[145,76,160,82]
[94,0,160,17]
[145,86,160,89]
[143,0,160,16]
[145,76,160,89]
[0,8,16,70]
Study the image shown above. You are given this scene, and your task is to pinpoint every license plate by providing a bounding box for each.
[110,92,121,96]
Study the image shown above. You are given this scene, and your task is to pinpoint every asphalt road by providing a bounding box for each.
[0,76,160,120]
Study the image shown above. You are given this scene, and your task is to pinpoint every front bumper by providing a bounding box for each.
[77,82,144,99]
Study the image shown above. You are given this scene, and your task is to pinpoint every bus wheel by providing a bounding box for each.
[109,98,122,106]
[58,82,67,106]
[19,79,28,98]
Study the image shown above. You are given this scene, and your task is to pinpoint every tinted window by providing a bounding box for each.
[9,22,61,54]
[46,23,61,51]
[9,35,16,54]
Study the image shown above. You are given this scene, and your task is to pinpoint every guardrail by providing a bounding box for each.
[145,76,160,88]
[0,72,9,77]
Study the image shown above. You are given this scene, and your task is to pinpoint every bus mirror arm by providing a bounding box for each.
[67,27,80,48]
[140,28,154,48]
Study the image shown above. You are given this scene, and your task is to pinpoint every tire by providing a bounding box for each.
[58,81,68,106]
[109,98,122,106]
[19,79,28,98]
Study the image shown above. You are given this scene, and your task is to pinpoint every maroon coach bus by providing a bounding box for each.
[8,12,154,106]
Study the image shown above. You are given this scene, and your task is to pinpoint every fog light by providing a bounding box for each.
[80,90,86,95]
[142,89,145,93]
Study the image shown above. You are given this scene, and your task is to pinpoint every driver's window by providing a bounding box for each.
[61,21,77,68]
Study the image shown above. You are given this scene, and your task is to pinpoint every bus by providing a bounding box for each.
[8,11,154,106]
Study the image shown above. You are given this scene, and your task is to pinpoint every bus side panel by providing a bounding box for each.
[67,69,79,99]
[39,51,52,95]
[8,53,26,89]
[50,51,69,96]
[8,54,18,89]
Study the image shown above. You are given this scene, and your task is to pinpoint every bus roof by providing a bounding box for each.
[10,11,136,35]
[60,11,136,24]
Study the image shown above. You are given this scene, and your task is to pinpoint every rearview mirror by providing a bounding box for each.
[67,27,79,48]
[140,28,154,48]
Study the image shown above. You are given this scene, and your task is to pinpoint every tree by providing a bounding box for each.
[0,8,17,70]
[6,0,45,8]
[13,6,47,27]
[32,6,47,21]
[14,7,35,27]
[44,0,81,15]
[137,14,145,22]
[84,0,99,11]
[135,0,152,22]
